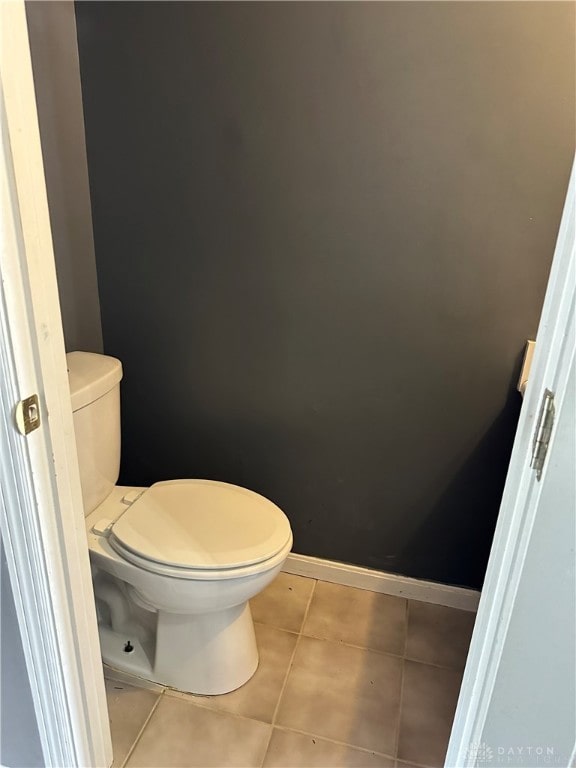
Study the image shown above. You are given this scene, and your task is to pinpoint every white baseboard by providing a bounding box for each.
[283,553,480,612]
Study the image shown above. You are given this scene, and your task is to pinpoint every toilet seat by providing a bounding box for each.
[108,532,293,581]
[108,479,292,579]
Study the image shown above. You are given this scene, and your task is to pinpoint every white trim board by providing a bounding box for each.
[283,553,480,612]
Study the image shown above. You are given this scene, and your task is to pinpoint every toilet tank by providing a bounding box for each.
[66,352,123,516]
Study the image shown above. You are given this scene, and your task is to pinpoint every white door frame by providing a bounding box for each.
[0,2,112,766]
[446,159,575,766]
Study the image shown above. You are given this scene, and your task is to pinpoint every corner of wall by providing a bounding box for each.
[26,0,103,353]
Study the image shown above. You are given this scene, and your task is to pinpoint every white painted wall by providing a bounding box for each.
[0,536,44,768]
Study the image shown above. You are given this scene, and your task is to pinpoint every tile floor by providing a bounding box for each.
[104,574,476,768]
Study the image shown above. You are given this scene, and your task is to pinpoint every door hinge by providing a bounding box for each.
[531,388,554,481]
[15,394,41,436]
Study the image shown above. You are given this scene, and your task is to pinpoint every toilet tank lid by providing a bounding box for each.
[66,351,123,412]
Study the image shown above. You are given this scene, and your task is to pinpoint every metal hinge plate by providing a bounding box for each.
[15,394,41,436]
[531,388,554,481]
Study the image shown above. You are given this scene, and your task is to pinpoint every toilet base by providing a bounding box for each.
[99,601,259,695]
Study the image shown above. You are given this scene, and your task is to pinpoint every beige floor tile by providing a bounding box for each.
[405,602,476,669]
[104,665,165,695]
[303,581,407,654]
[251,573,316,632]
[264,728,395,767]
[166,624,298,723]
[105,679,160,767]
[397,660,463,768]
[126,696,271,767]
[396,761,431,768]
[276,636,402,755]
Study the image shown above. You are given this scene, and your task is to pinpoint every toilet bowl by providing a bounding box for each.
[67,352,293,695]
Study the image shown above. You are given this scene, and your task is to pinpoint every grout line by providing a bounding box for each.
[393,600,410,759]
[296,628,465,672]
[298,628,468,673]
[403,598,410,657]
[119,690,164,768]
[271,724,396,761]
[272,577,317,726]
[158,686,282,730]
[392,600,410,758]
[396,761,433,768]
[259,579,317,767]
[393,630,407,759]
[396,761,434,768]
[299,631,405,659]
[403,654,466,673]
[252,621,299,636]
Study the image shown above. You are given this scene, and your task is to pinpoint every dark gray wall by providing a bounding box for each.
[75,1,574,589]
[27,0,103,353]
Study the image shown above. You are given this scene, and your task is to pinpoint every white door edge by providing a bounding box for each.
[446,159,575,766]
[0,3,112,766]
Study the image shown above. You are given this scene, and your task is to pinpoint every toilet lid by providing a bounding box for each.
[109,480,292,570]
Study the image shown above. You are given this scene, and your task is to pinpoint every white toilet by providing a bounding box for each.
[67,351,292,695]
